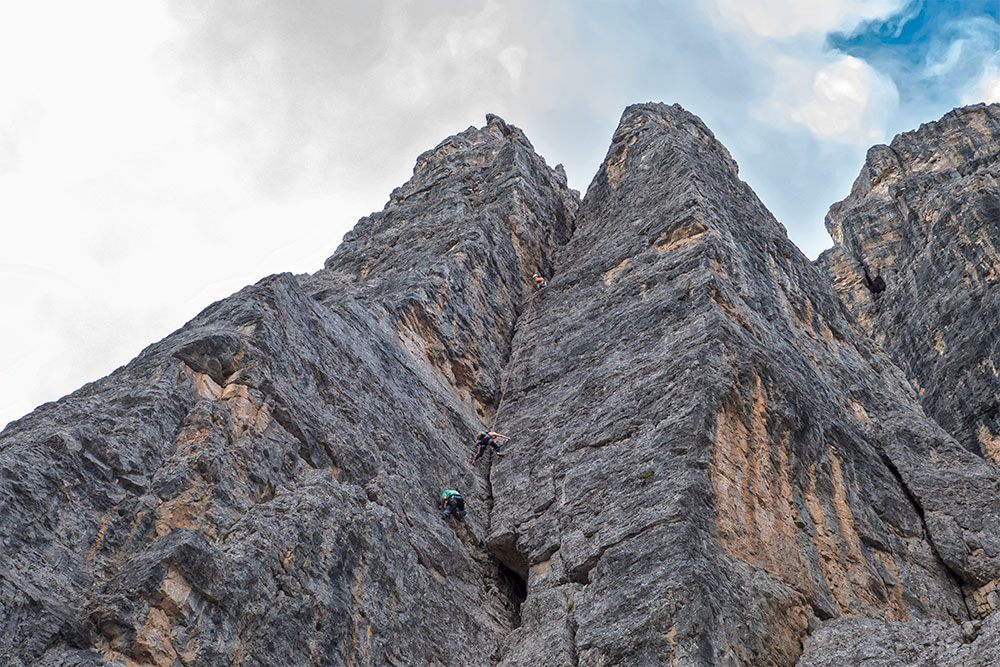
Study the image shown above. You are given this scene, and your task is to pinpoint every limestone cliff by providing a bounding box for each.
[0,114,576,666]
[2,105,999,667]
[817,104,1000,461]
[802,102,1000,667]
[489,103,1000,666]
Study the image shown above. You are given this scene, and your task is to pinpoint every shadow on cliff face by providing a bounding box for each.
[498,562,527,629]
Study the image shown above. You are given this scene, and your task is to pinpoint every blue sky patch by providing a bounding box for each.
[829,0,1000,110]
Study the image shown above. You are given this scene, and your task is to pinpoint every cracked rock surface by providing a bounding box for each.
[799,611,1000,666]
[0,114,575,666]
[2,103,1000,667]
[817,103,1000,461]
[488,103,1000,666]
[805,103,1000,667]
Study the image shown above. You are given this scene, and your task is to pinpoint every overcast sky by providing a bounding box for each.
[2,0,998,430]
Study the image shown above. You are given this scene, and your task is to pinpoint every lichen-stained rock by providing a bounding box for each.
[817,103,1000,461]
[488,103,1000,666]
[0,115,576,666]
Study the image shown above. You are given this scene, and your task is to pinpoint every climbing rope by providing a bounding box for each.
[456,286,540,487]
[458,450,476,487]
[490,289,538,432]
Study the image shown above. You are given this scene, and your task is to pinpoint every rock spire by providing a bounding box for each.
[3,103,1000,666]
[818,103,1000,462]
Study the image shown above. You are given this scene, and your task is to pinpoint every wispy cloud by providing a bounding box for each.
[705,0,904,38]
[753,54,899,145]
[829,0,1000,116]
[966,61,1000,104]
[1,0,995,429]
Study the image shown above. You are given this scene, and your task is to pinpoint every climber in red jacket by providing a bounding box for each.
[532,273,547,290]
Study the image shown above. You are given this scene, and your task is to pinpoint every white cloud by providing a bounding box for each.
[926,39,966,77]
[0,1,378,430]
[951,21,1000,106]
[499,46,529,94]
[166,0,540,194]
[982,72,1000,103]
[705,0,904,38]
[695,0,902,146]
[758,54,899,145]
[964,61,1000,104]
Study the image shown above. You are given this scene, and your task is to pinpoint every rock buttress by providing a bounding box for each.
[306,113,578,425]
[0,115,577,666]
[489,103,1000,666]
[817,103,1000,461]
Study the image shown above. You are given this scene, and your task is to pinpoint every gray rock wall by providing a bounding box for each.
[804,102,1000,667]
[799,611,1000,667]
[817,104,1000,461]
[487,103,1000,666]
[0,115,576,666]
[2,103,999,667]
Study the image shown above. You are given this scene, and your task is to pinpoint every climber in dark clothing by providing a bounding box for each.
[472,430,509,464]
[441,489,466,520]
[532,273,547,290]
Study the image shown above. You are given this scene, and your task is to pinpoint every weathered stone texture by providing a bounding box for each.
[804,103,1000,667]
[488,103,1000,666]
[306,114,577,424]
[0,115,576,666]
[3,102,1000,667]
[798,610,1000,666]
[817,103,1000,461]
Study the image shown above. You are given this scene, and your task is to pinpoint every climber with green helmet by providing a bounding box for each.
[440,489,466,520]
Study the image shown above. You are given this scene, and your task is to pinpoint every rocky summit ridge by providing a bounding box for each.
[818,103,1000,462]
[2,102,1000,666]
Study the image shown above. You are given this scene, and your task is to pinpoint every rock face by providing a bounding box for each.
[817,104,1000,461]
[798,612,1000,667]
[1,104,999,667]
[0,115,576,666]
[488,103,1000,666]
[802,102,1000,667]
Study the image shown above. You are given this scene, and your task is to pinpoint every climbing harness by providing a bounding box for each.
[440,489,467,520]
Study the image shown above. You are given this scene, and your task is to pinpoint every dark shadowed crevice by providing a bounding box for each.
[878,452,973,620]
[811,602,835,621]
[567,602,580,667]
[497,562,526,629]
[862,266,886,296]
[568,559,594,585]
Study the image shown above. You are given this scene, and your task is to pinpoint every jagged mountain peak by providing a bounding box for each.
[4,102,1000,666]
[819,102,1000,464]
[829,102,1000,245]
[324,113,576,284]
[881,102,1000,174]
[383,112,554,209]
[589,102,740,197]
